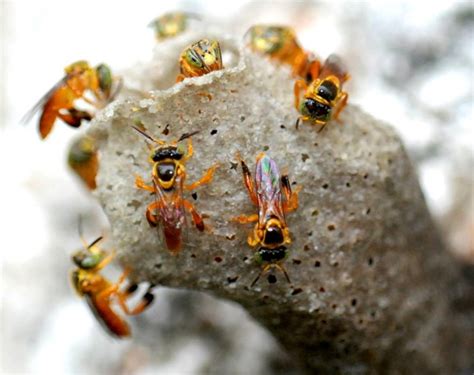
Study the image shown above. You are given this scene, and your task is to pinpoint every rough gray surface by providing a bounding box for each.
[88,38,474,374]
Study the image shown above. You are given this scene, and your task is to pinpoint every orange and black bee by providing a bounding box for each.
[71,235,154,338]
[234,153,299,286]
[294,54,350,131]
[245,25,321,82]
[23,60,121,139]
[134,127,218,254]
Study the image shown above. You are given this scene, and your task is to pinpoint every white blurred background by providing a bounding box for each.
[1,1,473,374]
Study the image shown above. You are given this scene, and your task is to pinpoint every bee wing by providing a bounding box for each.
[85,295,130,338]
[255,155,286,223]
[153,178,186,253]
[21,75,68,125]
[320,54,350,83]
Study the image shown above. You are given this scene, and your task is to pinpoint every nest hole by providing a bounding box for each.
[227,276,239,283]
[214,256,223,263]
[267,274,277,284]
[210,129,218,135]
[314,260,321,267]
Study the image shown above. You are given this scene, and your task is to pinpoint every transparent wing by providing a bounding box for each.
[21,76,67,125]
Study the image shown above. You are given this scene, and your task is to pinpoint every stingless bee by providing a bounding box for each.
[133,127,218,254]
[71,235,154,338]
[233,153,299,286]
[294,54,350,132]
[148,11,199,40]
[67,134,98,190]
[23,60,122,139]
[176,39,224,82]
[245,25,321,82]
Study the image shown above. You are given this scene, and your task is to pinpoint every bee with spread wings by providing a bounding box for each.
[23,60,122,139]
[295,54,350,132]
[233,153,300,286]
[71,234,154,338]
[133,127,218,254]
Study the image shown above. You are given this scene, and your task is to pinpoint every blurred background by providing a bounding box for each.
[1,1,473,374]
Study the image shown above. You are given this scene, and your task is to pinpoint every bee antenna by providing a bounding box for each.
[132,125,157,143]
[178,130,200,142]
[87,236,103,249]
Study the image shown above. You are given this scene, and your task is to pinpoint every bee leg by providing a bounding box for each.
[145,201,160,227]
[251,264,272,287]
[231,214,259,224]
[58,109,93,128]
[135,175,155,192]
[183,199,205,231]
[281,175,300,213]
[236,154,258,206]
[317,123,327,133]
[182,138,194,162]
[119,284,155,316]
[333,92,349,122]
[247,229,260,247]
[293,79,307,111]
[185,163,218,190]
[176,74,185,82]
[274,263,291,284]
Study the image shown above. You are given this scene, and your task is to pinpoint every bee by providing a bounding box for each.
[245,25,320,82]
[148,11,198,40]
[67,134,98,190]
[71,235,154,338]
[233,153,299,286]
[133,127,218,254]
[176,39,223,82]
[23,60,122,139]
[294,54,350,132]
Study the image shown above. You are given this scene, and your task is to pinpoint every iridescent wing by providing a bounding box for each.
[21,76,67,125]
[254,154,286,224]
